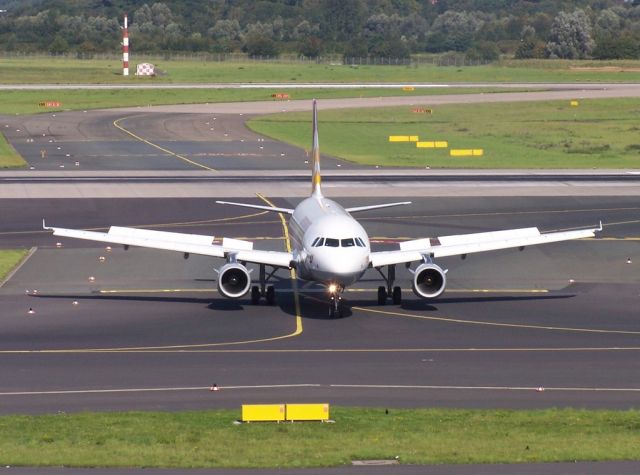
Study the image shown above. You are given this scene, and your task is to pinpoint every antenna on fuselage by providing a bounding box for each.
[311,99,323,198]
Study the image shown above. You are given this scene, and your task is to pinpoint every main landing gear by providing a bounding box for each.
[250,263,277,305]
[375,264,402,305]
[328,283,345,318]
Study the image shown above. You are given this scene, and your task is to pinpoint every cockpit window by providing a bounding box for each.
[341,238,355,247]
[324,238,339,247]
[355,237,365,247]
[311,237,324,247]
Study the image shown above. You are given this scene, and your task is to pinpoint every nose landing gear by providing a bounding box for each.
[328,283,344,318]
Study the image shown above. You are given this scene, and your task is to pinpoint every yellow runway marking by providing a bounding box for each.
[353,306,640,335]
[257,192,303,338]
[113,115,217,172]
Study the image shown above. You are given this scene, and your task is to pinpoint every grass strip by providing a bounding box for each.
[0,249,30,281]
[0,407,639,468]
[0,87,513,115]
[0,132,27,168]
[248,98,640,169]
[0,58,639,84]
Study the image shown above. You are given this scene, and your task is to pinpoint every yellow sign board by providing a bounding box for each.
[417,141,448,148]
[570,100,579,107]
[286,404,330,422]
[450,149,484,157]
[389,135,419,142]
[241,404,285,422]
[402,86,415,91]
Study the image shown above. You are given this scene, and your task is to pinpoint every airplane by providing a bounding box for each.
[44,100,602,317]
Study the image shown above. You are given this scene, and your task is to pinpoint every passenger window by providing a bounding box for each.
[341,238,355,247]
[325,238,339,247]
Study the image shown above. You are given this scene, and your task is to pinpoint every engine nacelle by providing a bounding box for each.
[217,263,251,298]
[412,262,447,299]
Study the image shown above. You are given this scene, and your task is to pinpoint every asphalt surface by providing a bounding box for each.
[1,196,639,415]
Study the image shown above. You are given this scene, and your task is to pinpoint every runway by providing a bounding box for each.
[1,195,639,414]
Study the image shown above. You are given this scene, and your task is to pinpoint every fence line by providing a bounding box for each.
[0,51,495,67]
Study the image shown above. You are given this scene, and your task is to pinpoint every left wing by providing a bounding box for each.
[370,223,601,268]
[45,222,293,268]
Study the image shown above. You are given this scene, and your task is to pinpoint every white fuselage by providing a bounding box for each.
[289,195,370,287]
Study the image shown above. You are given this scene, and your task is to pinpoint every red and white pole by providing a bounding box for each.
[122,14,129,76]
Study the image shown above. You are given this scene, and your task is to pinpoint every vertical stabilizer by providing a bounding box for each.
[311,99,323,197]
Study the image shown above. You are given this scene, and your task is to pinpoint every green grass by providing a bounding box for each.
[0,133,27,168]
[248,98,640,169]
[1,408,639,468]
[1,57,640,84]
[0,249,29,280]
[0,87,515,115]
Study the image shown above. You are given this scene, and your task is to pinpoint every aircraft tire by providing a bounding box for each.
[251,286,260,305]
[377,286,387,305]
[392,286,402,305]
[266,285,276,305]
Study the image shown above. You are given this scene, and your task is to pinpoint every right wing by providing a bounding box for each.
[45,222,293,268]
[370,224,601,268]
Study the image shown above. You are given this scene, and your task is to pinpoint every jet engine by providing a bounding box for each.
[217,263,251,298]
[412,262,446,299]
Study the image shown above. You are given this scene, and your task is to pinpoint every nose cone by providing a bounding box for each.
[313,248,368,286]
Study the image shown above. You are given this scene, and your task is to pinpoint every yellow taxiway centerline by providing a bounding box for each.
[113,115,217,172]
[353,306,640,335]
[256,192,303,337]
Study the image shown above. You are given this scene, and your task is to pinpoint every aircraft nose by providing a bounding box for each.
[314,249,367,275]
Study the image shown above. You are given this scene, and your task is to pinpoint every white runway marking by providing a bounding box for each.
[2,383,639,397]
[0,384,320,397]
[330,384,640,393]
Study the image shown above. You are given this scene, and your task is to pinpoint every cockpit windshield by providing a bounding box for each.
[311,237,366,248]
[341,238,355,247]
[324,238,340,247]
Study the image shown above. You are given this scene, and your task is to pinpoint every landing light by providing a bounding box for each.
[328,284,337,293]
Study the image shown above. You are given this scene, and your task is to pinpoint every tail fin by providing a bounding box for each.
[311,99,322,197]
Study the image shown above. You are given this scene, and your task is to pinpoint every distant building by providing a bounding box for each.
[135,63,155,76]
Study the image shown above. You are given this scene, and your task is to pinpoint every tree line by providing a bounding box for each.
[0,0,639,60]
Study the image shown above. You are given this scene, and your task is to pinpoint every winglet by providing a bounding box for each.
[597,220,603,232]
[311,99,322,198]
[42,218,51,230]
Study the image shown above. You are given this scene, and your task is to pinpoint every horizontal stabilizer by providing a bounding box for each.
[345,201,412,213]
[216,200,294,214]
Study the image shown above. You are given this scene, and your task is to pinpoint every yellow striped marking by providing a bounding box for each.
[113,116,217,172]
